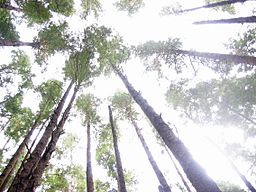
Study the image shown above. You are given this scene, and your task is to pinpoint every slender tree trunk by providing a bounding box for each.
[112,65,221,192]
[0,3,22,12]
[163,144,193,192]
[132,121,171,192]
[0,39,38,47]
[108,106,127,192]
[8,81,74,192]
[0,113,42,192]
[180,0,248,13]
[86,122,94,192]
[23,87,78,192]
[207,138,256,192]
[194,16,256,25]
[1,138,10,152]
[176,49,256,65]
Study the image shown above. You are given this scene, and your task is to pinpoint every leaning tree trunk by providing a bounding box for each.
[180,0,248,13]
[0,112,42,192]
[132,121,171,192]
[8,81,74,192]
[0,3,22,12]
[108,106,127,192]
[112,65,221,192]
[23,86,78,192]
[194,16,256,25]
[86,122,94,192]
[176,49,256,65]
[0,39,38,47]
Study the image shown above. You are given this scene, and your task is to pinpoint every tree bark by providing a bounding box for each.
[108,106,127,192]
[8,81,74,192]
[86,122,94,192]
[112,65,221,192]
[132,121,171,192]
[0,113,42,192]
[0,39,38,47]
[194,16,256,25]
[23,86,78,192]
[181,0,248,13]
[176,49,256,65]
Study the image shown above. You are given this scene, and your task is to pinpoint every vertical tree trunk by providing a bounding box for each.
[108,106,127,192]
[194,16,256,25]
[0,112,42,192]
[132,121,171,192]
[0,39,38,47]
[86,122,94,192]
[8,81,74,192]
[181,0,248,13]
[23,87,78,192]
[112,65,221,192]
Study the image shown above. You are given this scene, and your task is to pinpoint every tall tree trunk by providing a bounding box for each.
[194,16,256,25]
[0,113,42,192]
[86,122,94,192]
[0,3,22,12]
[207,138,256,192]
[112,65,221,192]
[23,86,78,192]
[132,121,171,192]
[8,81,74,192]
[108,106,127,192]
[163,144,193,192]
[0,39,38,47]
[176,49,256,65]
[180,0,248,13]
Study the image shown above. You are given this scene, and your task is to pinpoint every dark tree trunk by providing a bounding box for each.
[176,49,256,65]
[0,39,38,47]
[8,81,74,192]
[23,87,78,192]
[163,144,193,192]
[108,106,127,192]
[181,0,248,13]
[0,3,22,12]
[0,113,42,192]
[112,65,221,192]
[132,121,171,192]
[194,16,256,25]
[86,122,94,192]
[1,138,10,152]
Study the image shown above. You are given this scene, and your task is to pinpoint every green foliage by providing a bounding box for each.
[124,169,138,192]
[227,27,256,56]
[47,0,75,16]
[159,3,183,16]
[114,0,145,15]
[204,0,236,14]
[37,79,63,119]
[22,1,52,25]
[110,91,138,121]
[95,179,111,192]
[81,0,102,18]
[0,9,19,40]
[76,93,101,125]
[35,22,72,65]
[217,181,246,192]
[2,93,23,115]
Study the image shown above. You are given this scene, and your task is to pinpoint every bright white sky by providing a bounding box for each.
[0,0,255,191]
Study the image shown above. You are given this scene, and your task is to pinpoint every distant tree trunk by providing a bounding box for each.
[8,81,74,192]
[132,121,171,192]
[180,0,248,13]
[0,39,38,47]
[176,49,256,65]
[207,138,256,192]
[108,106,127,192]
[86,122,94,192]
[112,65,221,192]
[0,3,22,12]
[163,144,193,192]
[0,113,42,192]
[194,16,256,25]
[24,86,78,192]
[1,138,10,152]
